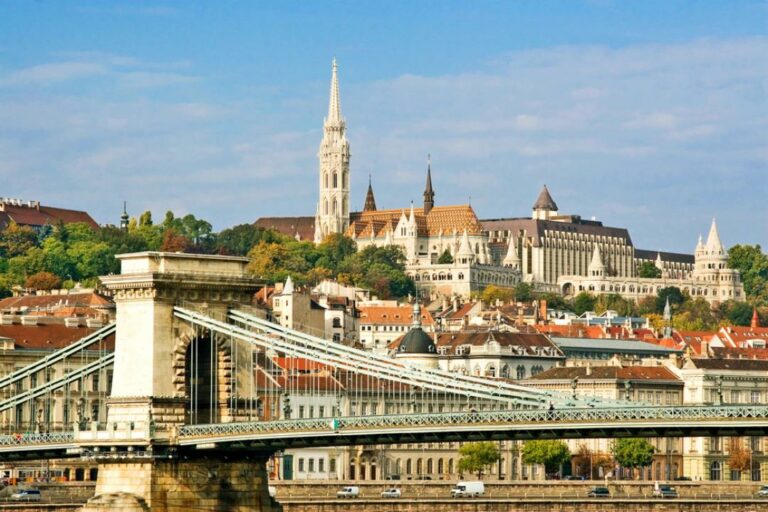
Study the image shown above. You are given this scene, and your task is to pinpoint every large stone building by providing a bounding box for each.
[0,197,98,231]
[557,219,744,305]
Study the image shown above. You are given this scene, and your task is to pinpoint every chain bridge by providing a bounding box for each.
[1,251,767,511]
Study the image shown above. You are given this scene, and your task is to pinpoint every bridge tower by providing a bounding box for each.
[81,252,270,512]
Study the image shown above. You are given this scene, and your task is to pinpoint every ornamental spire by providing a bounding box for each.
[326,58,343,126]
[423,154,435,215]
[363,174,377,212]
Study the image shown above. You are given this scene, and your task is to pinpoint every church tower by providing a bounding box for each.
[314,59,351,243]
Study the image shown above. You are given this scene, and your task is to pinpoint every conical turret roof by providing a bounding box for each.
[705,218,724,254]
[588,245,604,271]
[533,185,558,211]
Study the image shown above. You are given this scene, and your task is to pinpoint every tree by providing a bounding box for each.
[160,230,190,253]
[637,261,662,278]
[522,440,571,477]
[514,282,533,302]
[25,271,62,291]
[571,292,597,315]
[674,297,718,331]
[719,301,755,326]
[728,244,768,304]
[655,287,684,314]
[458,441,500,479]
[481,285,514,305]
[215,224,285,256]
[595,293,634,316]
[727,437,750,479]
[437,249,454,264]
[612,438,654,479]
[0,222,38,258]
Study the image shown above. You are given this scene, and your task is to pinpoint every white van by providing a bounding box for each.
[451,481,485,497]
[336,486,360,498]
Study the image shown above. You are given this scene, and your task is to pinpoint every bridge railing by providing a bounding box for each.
[177,404,768,439]
[0,431,75,447]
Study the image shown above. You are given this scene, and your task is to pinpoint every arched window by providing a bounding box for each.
[501,365,510,378]
[324,173,328,188]
[333,199,338,215]
[427,459,433,474]
[709,461,721,481]
[333,173,338,187]
[448,459,454,475]
[406,459,412,475]
[437,458,444,475]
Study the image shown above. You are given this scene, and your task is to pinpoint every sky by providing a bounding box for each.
[0,0,766,252]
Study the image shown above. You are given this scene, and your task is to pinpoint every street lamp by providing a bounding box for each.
[624,381,632,402]
[282,395,292,420]
[571,377,579,400]
[715,376,724,405]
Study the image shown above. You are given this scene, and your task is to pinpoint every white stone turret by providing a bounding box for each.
[588,245,605,277]
[457,229,475,264]
[503,236,520,268]
[314,59,351,243]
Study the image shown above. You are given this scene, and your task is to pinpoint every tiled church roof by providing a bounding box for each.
[347,205,483,239]
[254,216,316,241]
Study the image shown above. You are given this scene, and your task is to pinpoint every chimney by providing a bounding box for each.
[752,308,760,330]
[539,299,547,323]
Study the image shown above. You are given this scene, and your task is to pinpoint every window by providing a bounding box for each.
[298,406,305,419]
[308,458,315,472]
[298,458,305,472]
[329,458,336,473]
[319,458,325,473]
[319,406,325,418]
[751,391,761,404]
[710,437,722,452]
[332,318,342,328]
[92,373,100,392]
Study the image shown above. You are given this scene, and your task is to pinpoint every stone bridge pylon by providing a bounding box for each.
[79,252,272,512]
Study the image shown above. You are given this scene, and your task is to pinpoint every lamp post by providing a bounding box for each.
[282,395,292,420]
[715,376,724,405]
[571,377,579,400]
[624,381,632,402]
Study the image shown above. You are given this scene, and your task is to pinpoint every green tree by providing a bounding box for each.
[522,440,571,477]
[673,297,718,331]
[437,249,454,264]
[216,224,285,256]
[595,293,634,316]
[655,287,684,314]
[0,222,38,258]
[514,282,533,302]
[728,244,768,305]
[719,301,756,326]
[637,261,662,278]
[457,441,501,479]
[612,438,654,478]
[315,234,356,271]
[571,292,597,315]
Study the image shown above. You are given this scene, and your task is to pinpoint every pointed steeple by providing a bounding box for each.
[423,154,435,215]
[326,58,343,127]
[120,201,129,231]
[503,236,520,268]
[363,174,377,212]
[588,245,604,276]
[533,185,558,212]
[283,276,295,295]
[705,218,724,255]
[663,297,671,321]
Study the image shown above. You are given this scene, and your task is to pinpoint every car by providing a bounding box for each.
[586,486,610,498]
[565,475,586,480]
[10,489,41,501]
[385,474,401,480]
[674,476,692,481]
[336,486,360,498]
[756,485,768,497]
[652,485,679,498]
[381,488,402,498]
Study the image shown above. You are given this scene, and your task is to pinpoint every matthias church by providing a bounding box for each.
[257,61,744,305]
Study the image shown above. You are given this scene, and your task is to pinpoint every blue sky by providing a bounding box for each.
[0,1,766,252]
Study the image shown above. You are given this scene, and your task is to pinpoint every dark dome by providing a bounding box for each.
[397,327,437,355]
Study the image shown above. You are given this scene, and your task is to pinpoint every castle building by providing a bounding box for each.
[557,219,744,305]
[483,186,693,289]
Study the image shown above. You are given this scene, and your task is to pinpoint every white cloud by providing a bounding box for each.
[1,62,107,86]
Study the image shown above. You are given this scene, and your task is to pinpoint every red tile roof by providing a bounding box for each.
[0,324,114,350]
[359,305,434,326]
[254,217,315,241]
[530,365,681,382]
[0,203,98,230]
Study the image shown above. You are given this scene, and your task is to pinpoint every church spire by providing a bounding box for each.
[363,174,377,212]
[120,201,129,232]
[326,58,343,126]
[423,154,435,215]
